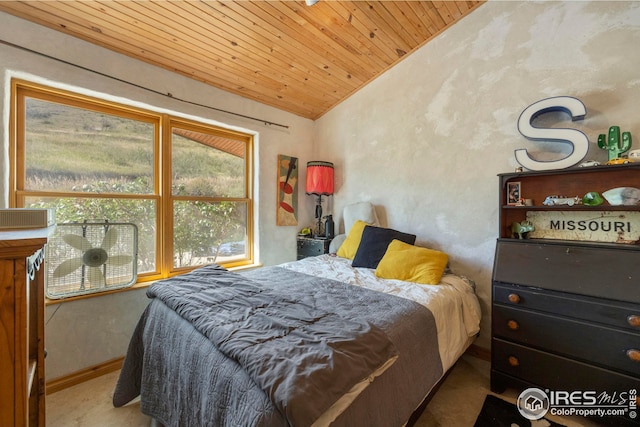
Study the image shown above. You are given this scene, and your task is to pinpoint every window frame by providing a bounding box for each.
[163,116,255,273]
[10,79,255,289]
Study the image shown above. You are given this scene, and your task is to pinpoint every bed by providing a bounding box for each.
[113,209,481,427]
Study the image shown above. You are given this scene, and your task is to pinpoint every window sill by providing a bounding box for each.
[45,262,264,306]
[45,280,153,306]
[229,262,263,272]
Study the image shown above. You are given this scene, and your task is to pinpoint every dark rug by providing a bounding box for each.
[474,394,567,427]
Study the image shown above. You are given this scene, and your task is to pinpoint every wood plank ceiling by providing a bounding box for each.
[0,1,484,120]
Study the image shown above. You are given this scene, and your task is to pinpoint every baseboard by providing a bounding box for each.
[464,343,491,362]
[46,357,124,395]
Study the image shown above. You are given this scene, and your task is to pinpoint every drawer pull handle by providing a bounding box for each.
[627,349,640,362]
[508,293,520,304]
[628,315,640,328]
[508,356,519,367]
[507,320,519,330]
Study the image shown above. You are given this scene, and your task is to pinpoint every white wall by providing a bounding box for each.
[3,0,640,380]
[0,12,315,379]
[316,0,640,350]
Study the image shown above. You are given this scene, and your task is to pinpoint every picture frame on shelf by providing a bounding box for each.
[507,181,521,206]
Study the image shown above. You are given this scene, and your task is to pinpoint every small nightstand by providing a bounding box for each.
[296,236,332,260]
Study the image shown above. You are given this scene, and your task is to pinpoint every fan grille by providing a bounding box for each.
[46,222,138,299]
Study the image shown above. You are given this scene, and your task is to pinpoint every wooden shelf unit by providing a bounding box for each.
[498,163,640,239]
[0,227,53,427]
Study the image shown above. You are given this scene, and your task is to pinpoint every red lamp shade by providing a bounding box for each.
[305,161,334,196]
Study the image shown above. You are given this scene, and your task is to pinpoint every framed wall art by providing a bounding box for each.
[277,154,298,226]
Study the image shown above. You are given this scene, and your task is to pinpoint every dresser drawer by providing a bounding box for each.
[493,240,640,303]
[492,338,640,392]
[494,283,640,332]
[493,305,640,376]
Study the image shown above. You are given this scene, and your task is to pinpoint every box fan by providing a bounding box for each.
[46,222,138,299]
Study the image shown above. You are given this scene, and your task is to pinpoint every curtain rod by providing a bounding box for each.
[0,38,290,129]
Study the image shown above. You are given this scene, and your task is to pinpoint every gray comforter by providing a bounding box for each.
[113,265,442,427]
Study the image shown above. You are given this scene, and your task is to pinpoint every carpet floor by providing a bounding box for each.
[46,355,602,427]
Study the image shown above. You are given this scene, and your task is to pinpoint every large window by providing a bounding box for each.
[11,80,254,294]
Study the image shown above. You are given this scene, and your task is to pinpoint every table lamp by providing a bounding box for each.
[305,161,334,237]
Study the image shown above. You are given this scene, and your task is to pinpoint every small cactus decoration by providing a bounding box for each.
[597,126,632,161]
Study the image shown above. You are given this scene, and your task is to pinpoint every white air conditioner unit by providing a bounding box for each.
[0,208,55,230]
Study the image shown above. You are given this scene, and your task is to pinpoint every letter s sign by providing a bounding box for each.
[516,96,589,171]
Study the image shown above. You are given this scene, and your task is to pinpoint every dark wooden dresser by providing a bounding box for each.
[491,165,640,425]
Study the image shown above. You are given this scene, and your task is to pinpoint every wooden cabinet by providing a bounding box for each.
[492,166,640,426]
[0,227,53,427]
[296,236,332,260]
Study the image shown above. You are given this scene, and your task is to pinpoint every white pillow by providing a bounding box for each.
[329,234,346,254]
[343,202,379,235]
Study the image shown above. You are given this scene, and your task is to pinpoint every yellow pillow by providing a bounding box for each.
[336,220,369,260]
[375,240,448,285]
